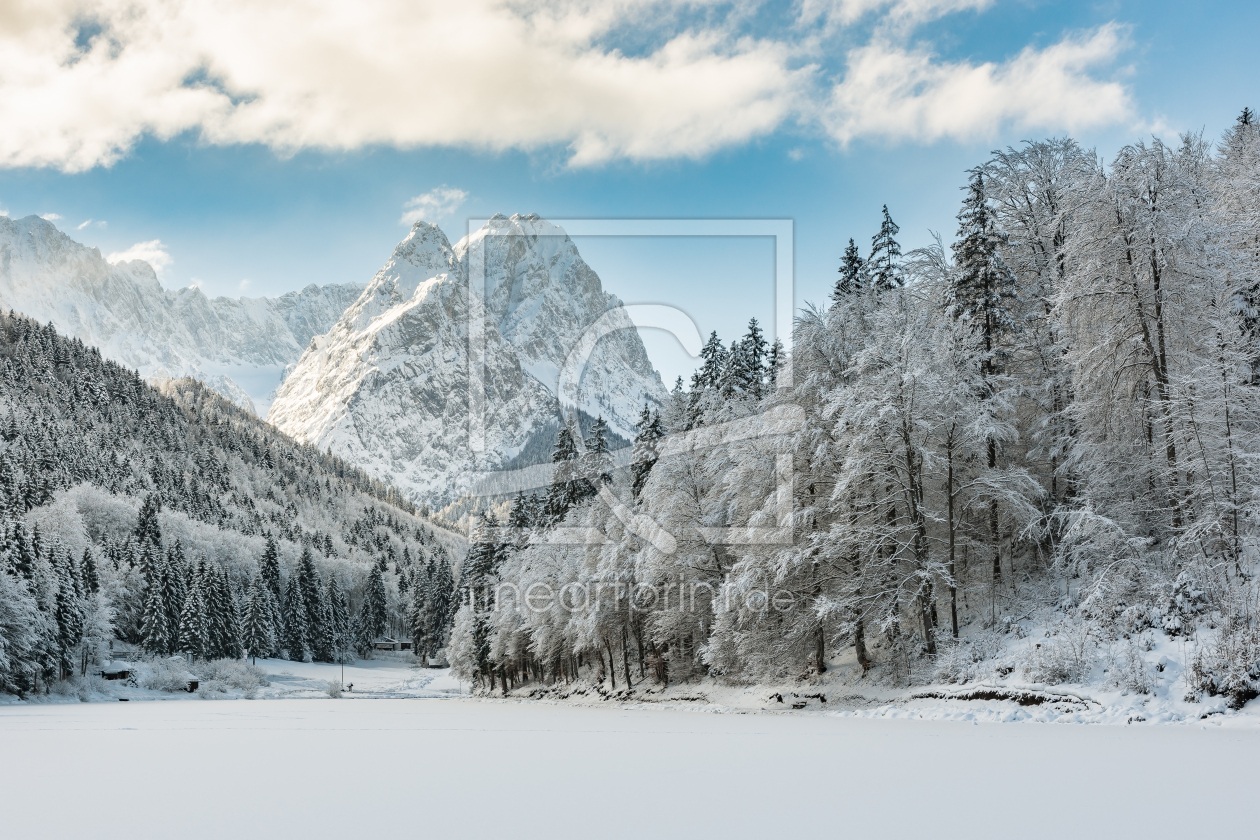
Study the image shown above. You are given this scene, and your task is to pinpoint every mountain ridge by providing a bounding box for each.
[268,215,668,507]
[0,215,362,414]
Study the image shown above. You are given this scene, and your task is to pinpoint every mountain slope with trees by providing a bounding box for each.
[0,311,459,696]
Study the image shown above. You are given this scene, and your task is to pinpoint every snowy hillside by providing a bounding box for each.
[0,311,460,696]
[268,215,667,506]
[0,215,361,414]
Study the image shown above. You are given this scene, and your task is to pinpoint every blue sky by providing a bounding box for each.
[0,0,1255,384]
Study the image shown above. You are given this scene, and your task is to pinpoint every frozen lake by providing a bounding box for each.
[1,698,1256,839]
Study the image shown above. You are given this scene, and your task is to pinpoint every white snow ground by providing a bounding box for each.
[1,697,1257,840]
[249,654,464,699]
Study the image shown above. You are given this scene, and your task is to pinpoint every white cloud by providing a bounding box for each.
[238,278,251,292]
[40,212,61,220]
[77,218,106,229]
[823,25,1133,144]
[400,186,468,225]
[107,239,172,273]
[800,0,992,29]
[0,1,1136,171]
[0,0,805,171]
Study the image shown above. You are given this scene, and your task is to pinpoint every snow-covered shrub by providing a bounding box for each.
[196,681,230,698]
[326,680,343,698]
[999,616,1026,638]
[137,657,197,692]
[192,658,268,692]
[934,631,1006,684]
[1117,603,1158,636]
[1159,568,1211,636]
[77,674,110,701]
[1019,623,1095,685]
[1107,639,1154,694]
[47,679,77,698]
[1186,608,1260,709]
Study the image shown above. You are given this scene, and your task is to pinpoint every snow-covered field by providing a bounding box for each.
[1,695,1257,840]
[5,656,1259,837]
[248,654,464,698]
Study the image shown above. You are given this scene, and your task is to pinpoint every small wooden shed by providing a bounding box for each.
[99,664,133,681]
[372,638,413,652]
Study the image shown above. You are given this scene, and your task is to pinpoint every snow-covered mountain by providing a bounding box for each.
[0,214,361,414]
[268,214,667,506]
[454,214,663,436]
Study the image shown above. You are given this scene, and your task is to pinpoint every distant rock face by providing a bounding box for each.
[454,214,663,438]
[0,215,361,413]
[268,215,667,506]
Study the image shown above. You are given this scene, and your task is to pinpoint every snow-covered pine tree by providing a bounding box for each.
[630,405,663,500]
[949,169,1018,371]
[426,553,455,657]
[689,331,728,420]
[243,575,276,664]
[767,338,784,390]
[177,574,210,660]
[139,577,169,655]
[217,567,244,659]
[718,337,752,400]
[134,494,162,551]
[545,429,592,523]
[296,548,333,661]
[309,580,335,663]
[81,548,99,594]
[693,331,727,391]
[834,237,865,300]
[581,417,613,487]
[397,546,412,595]
[259,536,282,604]
[742,318,768,398]
[460,513,503,607]
[281,575,309,662]
[867,205,903,291]
[52,547,84,679]
[10,523,35,580]
[160,545,185,652]
[358,563,389,646]
[406,583,426,658]
[326,575,351,660]
[949,168,1019,592]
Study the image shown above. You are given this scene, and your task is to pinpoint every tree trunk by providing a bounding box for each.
[989,438,1001,593]
[604,639,617,689]
[854,615,870,672]
[621,627,632,689]
[946,435,959,638]
[635,623,645,678]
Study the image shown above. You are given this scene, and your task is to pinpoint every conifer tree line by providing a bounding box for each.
[450,115,1260,704]
[0,312,458,695]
